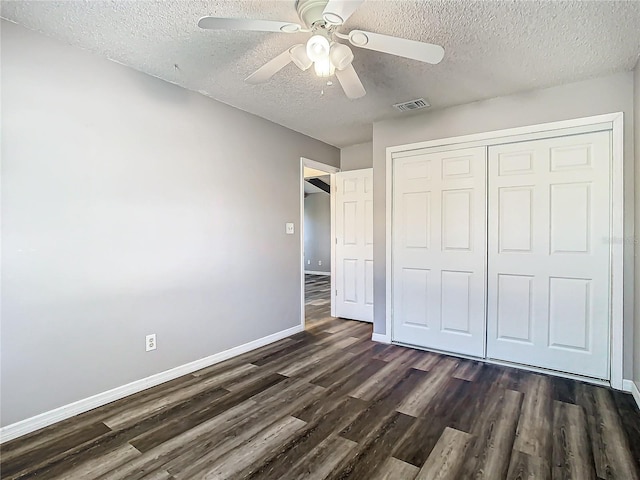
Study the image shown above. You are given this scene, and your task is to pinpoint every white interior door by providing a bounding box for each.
[487,131,611,379]
[392,147,487,357]
[335,169,373,322]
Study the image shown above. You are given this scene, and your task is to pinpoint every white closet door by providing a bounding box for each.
[335,169,373,322]
[392,147,487,357]
[487,131,611,379]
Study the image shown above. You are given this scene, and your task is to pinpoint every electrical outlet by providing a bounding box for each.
[146,334,157,352]
[307,259,311,265]
[286,223,295,234]
[318,260,322,266]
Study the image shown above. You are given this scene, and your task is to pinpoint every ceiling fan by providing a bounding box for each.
[198,0,444,99]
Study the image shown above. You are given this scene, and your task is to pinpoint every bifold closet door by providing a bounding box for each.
[335,169,374,322]
[392,147,486,357]
[487,131,611,379]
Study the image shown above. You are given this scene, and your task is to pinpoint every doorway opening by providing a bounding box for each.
[300,158,339,330]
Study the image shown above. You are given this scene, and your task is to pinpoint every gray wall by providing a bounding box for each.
[0,21,339,426]
[373,72,636,379]
[340,142,373,171]
[304,193,331,273]
[635,60,640,386]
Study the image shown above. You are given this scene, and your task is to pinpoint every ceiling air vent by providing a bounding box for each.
[393,98,430,112]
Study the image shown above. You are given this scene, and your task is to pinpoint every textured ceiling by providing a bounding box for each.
[2,1,640,147]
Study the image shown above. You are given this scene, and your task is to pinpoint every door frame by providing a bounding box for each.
[300,157,340,328]
[384,112,625,389]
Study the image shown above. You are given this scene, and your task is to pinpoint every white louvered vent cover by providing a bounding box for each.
[393,98,430,112]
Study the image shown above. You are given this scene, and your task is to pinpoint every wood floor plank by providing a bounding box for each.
[309,354,386,390]
[330,335,361,349]
[305,348,369,386]
[550,376,577,405]
[452,359,483,381]
[339,368,427,443]
[396,358,458,417]
[284,435,358,480]
[410,351,443,372]
[277,343,353,377]
[316,322,369,344]
[513,374,553,459]
[348,349,422,401]
[172,416,307,479]
[295,359,388,423]
[331,412,416,480]
[139,470,174,480]
[218,357,312,393]
[344,337,378,356]
[370,457,419,480]
[93,400,262,480]
[506,450,550,480]
[159,378,323,477]
[460,388,524,480]
[391,377,473,467]
[103,363,258,429]
[243,395,368,479]
[249,339,309,367]
[493,366,525,392]
[551,400,597,480]
[202,340,295,371]
[323,320,362,334]
[448,364,503,433]
[0,422,112,478]
[575,385,640,479]
[129,374,284,452]
[415,427,474,480]
[612,389,640,468]
[55,444,141,480]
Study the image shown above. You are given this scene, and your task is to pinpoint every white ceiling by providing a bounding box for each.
[2,1,640,148]
[304,166,330,178]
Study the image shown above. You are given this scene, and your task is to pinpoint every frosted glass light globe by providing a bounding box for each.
[329,43,354,71]
[290,44,312,71]
[313,57,335,77]
[306,34,331,62]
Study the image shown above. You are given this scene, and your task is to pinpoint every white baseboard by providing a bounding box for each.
[371,333,391,344]
[0,324,303,444]
[622,379,640,410]
[305,270,330,276]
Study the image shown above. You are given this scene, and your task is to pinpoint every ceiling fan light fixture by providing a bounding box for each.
[313,57,335,77]
[306,34,331,62]
[290,44,312,70]
[329,43,354,70]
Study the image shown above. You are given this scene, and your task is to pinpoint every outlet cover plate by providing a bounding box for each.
[146,334,157,352]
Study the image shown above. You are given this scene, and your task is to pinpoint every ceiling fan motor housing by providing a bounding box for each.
[296,0,331,28]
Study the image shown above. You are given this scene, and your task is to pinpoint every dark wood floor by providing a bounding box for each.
[2,274,640,479]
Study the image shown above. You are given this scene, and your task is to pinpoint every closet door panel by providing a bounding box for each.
[487,131,610,379]
[392,147,487,357]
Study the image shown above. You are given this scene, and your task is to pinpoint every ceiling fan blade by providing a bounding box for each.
[198,17,302,33]
[346,29,444,64]
[336,64,366,99]
[245,50,293,84]
[322,0,365,25]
